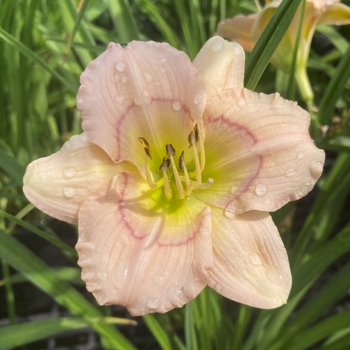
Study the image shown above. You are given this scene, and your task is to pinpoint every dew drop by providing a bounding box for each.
[285,167,296,177]
[116,62,126,72]
[98,271,107,281]
[264,197,272,205]
[172,101,182,111]
[237,98,245,107]
[115,268,128,288]
[249,253,262,266]
[297,151,305,159]
[116,96,124,104]
[147,299,160,309]
[77,98,84,104]
[121,76,128,84]
[134,97,142,105]
[69,152,75,157]
[143,90,149,97]
[144,73,153,82]
[266,270,282,285]
[254,184,267,197]
[194,93,202,105]
[232,43,243,56]
[211,39,224,53]
[224,209,235,219]
[63,187,76,198]
[63,168,76,178]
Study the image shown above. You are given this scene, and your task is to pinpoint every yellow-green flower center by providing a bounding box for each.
[138,124,214,200]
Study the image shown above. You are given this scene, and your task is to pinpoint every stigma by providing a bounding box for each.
[138,124,213,199]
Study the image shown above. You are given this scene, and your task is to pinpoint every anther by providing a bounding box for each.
[188,131,201,183]
[166,144,185,199]
[138,137,152,159]
[138,137,156,189]
[159,157,172,198]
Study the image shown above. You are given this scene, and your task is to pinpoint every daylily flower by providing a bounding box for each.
[23,36,325,316]
[217,0,350,102]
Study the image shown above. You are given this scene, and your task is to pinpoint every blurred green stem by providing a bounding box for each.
[295,67,314,111]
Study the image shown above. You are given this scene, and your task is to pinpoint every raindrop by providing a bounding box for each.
[77,98,84,104]
[147,299,160,309]
[144,73,153,82]
[297,151,305,159]
[98,271,107,281]
[194,93,202,105]
[115,268,128,288]
[224,209,235,219]
[143,90,149,97]
[63,187,76,198]
[249,253,262,266]
[254,184,267,197]
[172,101,182,111]
[116,96,124,104]
[134,97,142,105]
[63,168,76,178]
[121,76,128,84]
[264,197,272,205]
[232,43,243,56]
[211,39,224,53]
[116,62,126,72]
[237,98,245,107]
[285,168,296,177]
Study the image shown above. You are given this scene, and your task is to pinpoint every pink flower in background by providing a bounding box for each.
[23,36,324,316]
[217,0,350,101]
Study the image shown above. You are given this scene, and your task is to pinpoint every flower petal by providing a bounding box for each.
[216,15,257,51]
[193,36,245,99]
[76,172,213,316]
[208,209,291,308]
[318,3,350,25]
[196,89,325,213]
[23,133,127,224]
[77,41,206,173]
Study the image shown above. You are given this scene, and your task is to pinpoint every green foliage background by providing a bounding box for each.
[1,0,350,349]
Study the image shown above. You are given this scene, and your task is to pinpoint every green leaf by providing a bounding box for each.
[143,314,172,350]
[245,0,302,90]
[0,148,25,184]
[0,229,136,350]
[318,44,350,125]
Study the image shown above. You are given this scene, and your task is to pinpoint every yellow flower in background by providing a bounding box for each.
[217,0,350,102]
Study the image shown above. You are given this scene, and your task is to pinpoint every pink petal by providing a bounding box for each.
[77,41,206,174]
[23,133,126,224]
[216,15,257,52]
[196,89,325,213]
[208,209,291,308]
[193,36,245,99]
[76,172,213,316]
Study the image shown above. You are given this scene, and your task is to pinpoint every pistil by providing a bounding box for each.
[159,157,172,198]
[179,151,192,196]
[188,131,202,183]
[138,137,157,189]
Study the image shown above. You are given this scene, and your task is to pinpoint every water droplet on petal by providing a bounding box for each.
[144,73,153,82]
[211,39,224,53]
[116,96,124,104]
[98,271,107,281]
[194,93,202,105]
[121,76,128,84]
[63,168,76,178]
[143,90,149,97]
[147,299,160,309]
[249,253,262,266]
[115,268,128,288]
[254,184,267,197]
[264,197,272,205]
[232,43,243,56]
[134,97,142,105]
[116,62,126,72]
[77,98,84,104]
[63,187,76,198]
[237,98,245,107]
[172,101,182,111]
[297,151,305,159]
[224,209,235,219]
[266,270,282,285]
[285,168,296,177]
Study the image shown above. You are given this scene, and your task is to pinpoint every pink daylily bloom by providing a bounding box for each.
[217,0,350,101]
[23,37,325,316]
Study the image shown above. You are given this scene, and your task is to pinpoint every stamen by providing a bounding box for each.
[179,151,192,196]
[194,124,205,171]
[138,137,156,189]
[188,131,202,183]
[190,178,214,190]
[159,157,172,198]
[166,144,185,199]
